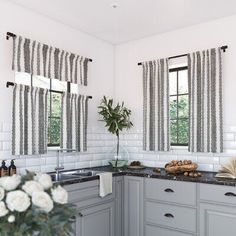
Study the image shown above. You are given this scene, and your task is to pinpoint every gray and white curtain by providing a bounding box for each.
[142,59,170,151]
[188,47,223,153]
[12,35,89,85]
[61,93,89,152]
[12,84,48,155]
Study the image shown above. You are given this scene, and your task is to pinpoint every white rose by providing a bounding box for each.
[34,173,52,190]
[6,190,31,212]
[0,201,9,217]
[32,191,53,213]
[8,215,15,223]
[0,175,21,191]
[51,185,68,204]
[0,187,5,201]
[22,181,44,196]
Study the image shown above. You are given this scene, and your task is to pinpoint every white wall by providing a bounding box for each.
[115,15,236,171]
[1,0,236,173]
[0,0,116,173]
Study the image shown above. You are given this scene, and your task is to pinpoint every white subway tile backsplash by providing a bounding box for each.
[1,121,236,173]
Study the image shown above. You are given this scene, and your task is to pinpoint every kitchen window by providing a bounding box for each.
[15,72,77,147]
[169,66,189,146]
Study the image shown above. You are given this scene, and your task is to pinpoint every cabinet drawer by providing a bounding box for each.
[146,225,193,236]
[145,201,196,232]
[200,183,236,205]
[145,178,196,206]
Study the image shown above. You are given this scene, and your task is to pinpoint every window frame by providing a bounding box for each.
[169,66,189,146]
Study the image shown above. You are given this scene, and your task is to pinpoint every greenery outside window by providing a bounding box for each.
[15,72,77,147]
[169,66,189,146]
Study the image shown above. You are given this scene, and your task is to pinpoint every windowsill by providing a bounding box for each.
[47,146,60,151]
[171,145,188,150]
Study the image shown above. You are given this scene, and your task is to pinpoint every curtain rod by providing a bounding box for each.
[6,31,93,63]
[137,45,228,66]
[6,81,92,99]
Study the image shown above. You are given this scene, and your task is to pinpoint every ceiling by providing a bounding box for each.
[7,0,236,44]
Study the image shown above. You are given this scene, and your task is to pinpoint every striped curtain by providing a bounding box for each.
[12,84,48,155]
[142,59,170,151]
[61,93,89,152]
[188,47,223,153]
[12,35,89,85]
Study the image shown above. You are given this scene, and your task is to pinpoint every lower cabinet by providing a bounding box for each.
[200,203,236,236]
[75,201,115,236]
[124,176,144,236]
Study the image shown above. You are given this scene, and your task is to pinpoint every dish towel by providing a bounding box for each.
[97,172,112,197]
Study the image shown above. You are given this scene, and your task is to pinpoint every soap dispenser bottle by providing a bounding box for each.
[9,159,17,176]
[0,160,8,177]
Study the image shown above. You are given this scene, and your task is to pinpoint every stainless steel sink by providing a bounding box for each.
[50,170,103,182]
[50,173,81,182]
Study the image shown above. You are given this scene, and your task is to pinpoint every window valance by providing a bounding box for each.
[12,35,90,85]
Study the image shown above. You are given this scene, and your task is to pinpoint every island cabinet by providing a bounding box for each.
[65,176,124,236]
[199,183,236,236]
[144,178,197,236]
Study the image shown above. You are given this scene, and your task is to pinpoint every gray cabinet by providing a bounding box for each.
[199,183,236,236]
[66,178,119,236]
[144,178,197,236]
[76,201,115,236]
[115,176,124,236]
[124,176,144,236]
[200,203,236,236]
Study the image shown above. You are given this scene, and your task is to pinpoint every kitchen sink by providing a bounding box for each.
[50,169,103,182]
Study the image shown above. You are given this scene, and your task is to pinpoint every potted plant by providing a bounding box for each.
[98,96,133,168]
[0,171,76,236]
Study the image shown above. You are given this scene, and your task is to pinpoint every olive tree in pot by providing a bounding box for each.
[98,96,133,168]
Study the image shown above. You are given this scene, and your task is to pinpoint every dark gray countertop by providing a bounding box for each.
[57,165,236,187]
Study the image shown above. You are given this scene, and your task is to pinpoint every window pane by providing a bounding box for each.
[33,75,50,89]
[169,71,177,95]
[178,119,189,144]
[15,72,31,85]
[170,96,177,119]
[51,93,62,117]
[170,120,177,143]
[49,118,61,145]
[51,79,67,91]
[178,95,189,118]
[178,70,188,94]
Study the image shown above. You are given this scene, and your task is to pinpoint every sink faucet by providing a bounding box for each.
[55,149,76,181]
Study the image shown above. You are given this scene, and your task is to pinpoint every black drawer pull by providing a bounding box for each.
[164,188,174,193]
[164,213,174,218]
[225,192,236,197]
[78,212,83,217]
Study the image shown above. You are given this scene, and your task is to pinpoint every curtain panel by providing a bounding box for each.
[188,47,223,153]
[142,59,170,151]
[12,84,48,155]
[12,35,89,85]
[61,93,89,152]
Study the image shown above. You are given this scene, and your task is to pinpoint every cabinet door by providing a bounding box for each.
[115,177,124,236]
[124,176,144,236]
[76,201,115,236]
[200,203,236,236]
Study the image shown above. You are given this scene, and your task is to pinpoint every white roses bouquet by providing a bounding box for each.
[0,171,76,236]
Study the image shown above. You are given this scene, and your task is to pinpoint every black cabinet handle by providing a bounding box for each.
[69,216,76,223]
[78,212,83,217]
[164,188,174,193]
[225,192,236,197]
[164,213,174,218]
